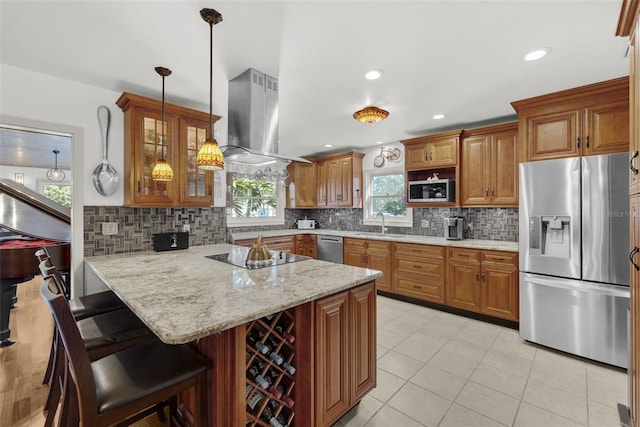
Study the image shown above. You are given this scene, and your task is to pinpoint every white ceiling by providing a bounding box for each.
[0,0,631,162]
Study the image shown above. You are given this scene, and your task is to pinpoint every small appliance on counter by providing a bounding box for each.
[444,216,464,240]
[153,232,189,252]
[297,218,317,229]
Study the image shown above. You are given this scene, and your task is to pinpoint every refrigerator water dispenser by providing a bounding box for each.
[528,215,571,258]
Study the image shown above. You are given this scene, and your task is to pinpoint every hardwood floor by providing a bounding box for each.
[0,276,167,427]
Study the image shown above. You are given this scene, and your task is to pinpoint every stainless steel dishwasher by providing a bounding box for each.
[316,235,344,264]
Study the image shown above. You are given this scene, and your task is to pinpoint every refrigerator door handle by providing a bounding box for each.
[631,151,639,175]
[631,246,640,271]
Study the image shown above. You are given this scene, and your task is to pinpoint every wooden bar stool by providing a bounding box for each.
[36,249,154,425]
[35,247,126,319]
[40,277,212,426]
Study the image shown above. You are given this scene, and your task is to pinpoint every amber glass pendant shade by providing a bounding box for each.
[196,137,225,170]
[151,158,174,181]
[353,106,389,124]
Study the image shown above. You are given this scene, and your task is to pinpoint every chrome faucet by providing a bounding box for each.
[375,212,388,234]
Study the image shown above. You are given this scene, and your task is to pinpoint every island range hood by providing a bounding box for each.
[225,68,311,165]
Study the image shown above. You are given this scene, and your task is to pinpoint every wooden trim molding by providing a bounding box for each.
[617,0,640,36]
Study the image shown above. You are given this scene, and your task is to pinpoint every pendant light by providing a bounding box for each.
[151,66,175,182]
[46,149,65,182]
[196,8,225,171]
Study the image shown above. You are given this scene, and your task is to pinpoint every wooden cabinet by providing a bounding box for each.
[446,248,519,321]
[288,152,363,208]
[446,248,481,312]
[393,243,446,303]
[619,3,640,422]
[402,130,461,170]
[461,123,518,206]
[343,238,393,292]
[295,234,317,258]
[632,194,640,424]
[628,9,640,196]
[116,92,220,207]
[315,281,376,427]
[286,161,316,208]
[511,77,629,162]
[235,235,295,253]
[316,160,327,208]
[319,152,364,208]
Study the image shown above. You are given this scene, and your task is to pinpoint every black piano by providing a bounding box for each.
[0,178,70,347]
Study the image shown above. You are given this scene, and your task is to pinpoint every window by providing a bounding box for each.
[37,180,72,208]
[227,174,285,227]
[363,168,412,227]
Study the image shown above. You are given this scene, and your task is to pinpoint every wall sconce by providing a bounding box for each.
[14,173,24,185]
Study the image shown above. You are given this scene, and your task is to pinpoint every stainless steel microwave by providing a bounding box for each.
[408,179,455,202]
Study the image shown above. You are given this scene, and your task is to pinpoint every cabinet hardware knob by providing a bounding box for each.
[492,257,504,261]
[630,246,640,271]
[430,152,433,161]
[138,180,142,193]
[476,271,479,281]
[459,253,468,257]
[485,188,489,196]
[482,272,485,281]
[585,136,589,148]
[412,285,422,289]
[577,137,580,148]
[413,265,422,269]
[491,187,495,197]
[631,151,639,175]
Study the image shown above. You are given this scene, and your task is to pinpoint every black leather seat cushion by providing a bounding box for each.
[92,339,212,414]
[77,308,150,352]
[69,290,126,320]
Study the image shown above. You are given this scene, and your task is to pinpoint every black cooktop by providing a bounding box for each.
[206,245,310,269]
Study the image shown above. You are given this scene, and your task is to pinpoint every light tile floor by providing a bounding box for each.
[333,295,627,427]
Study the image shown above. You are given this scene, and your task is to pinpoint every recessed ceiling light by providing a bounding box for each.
[324,144,333,148]
[432,114,446,120]
[376,141,384,144]
[524,48,551,61]
[364,70,383,80]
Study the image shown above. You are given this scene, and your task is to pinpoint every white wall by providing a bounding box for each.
[0,165,72,191]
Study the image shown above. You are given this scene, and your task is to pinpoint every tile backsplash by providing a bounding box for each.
[285,207,518,241]
[84,206,517,257]
[83,206,226,257]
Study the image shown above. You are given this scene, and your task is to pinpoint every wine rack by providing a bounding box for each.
[245,309,297,427]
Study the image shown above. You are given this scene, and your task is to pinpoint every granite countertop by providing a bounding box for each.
[231,229,519,252]
[84,244,382,345]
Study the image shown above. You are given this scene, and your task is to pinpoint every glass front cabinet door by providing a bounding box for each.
[117,92,220,207]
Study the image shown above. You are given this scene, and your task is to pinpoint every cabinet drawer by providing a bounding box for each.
[394,243,444,259]
[449,247,480,261]
[395,277,444,303]
[481,251,517,265]
[395,257,445,286]
[344,238,367,250]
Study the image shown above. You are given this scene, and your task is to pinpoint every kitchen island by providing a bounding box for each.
[85,243,381,427]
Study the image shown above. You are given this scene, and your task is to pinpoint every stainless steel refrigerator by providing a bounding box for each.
[519,153,630,368]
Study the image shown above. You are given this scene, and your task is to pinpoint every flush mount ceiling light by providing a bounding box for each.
[151,66,175,182]
[432,114,446,120]
[46,149,65,182]
[353,106,389,124]
[364,70,383,80]
[524,48,551,61]
[196,8,225,171]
